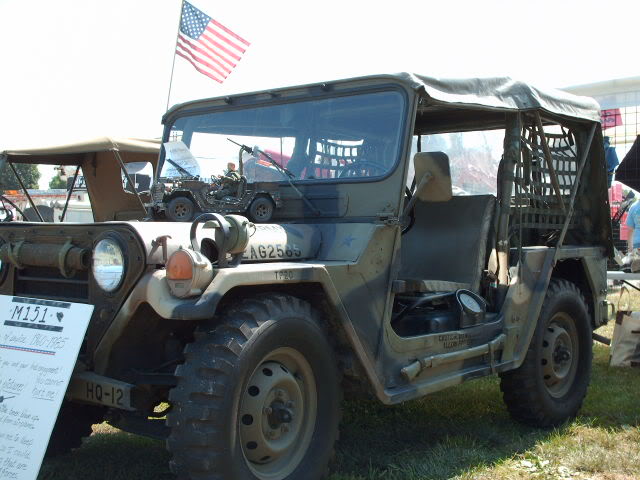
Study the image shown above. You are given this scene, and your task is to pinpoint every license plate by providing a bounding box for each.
[68,372,135,411]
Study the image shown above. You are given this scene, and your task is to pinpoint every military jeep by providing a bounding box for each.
[151,139,293,223]
[0,74,611,480]
[152,171,282,223]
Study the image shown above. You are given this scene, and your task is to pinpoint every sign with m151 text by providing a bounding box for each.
[0,296,93,480]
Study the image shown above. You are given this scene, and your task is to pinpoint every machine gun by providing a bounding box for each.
[226,138,321,216]
[226,138,295,179]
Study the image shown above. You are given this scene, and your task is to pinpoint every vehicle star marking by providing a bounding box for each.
[341,235,356,247]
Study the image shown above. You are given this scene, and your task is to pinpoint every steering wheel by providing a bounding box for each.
[0,195,25,221]
[339,160,387,178]
[0,207,13,223]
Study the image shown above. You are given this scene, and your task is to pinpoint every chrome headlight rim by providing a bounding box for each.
[92,234,127,294]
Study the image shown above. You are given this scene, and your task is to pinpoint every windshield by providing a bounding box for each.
[162,90,406,183]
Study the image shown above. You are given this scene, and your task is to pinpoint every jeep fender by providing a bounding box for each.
[93,262,386,401]
[498,246,605,373]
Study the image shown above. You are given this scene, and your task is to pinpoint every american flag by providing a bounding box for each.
[176,1,250,84]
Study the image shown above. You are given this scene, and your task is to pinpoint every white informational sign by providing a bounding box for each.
[0,296,93,480]
[163,141,201,177]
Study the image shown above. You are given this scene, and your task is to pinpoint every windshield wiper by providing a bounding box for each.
[227,138,321,216]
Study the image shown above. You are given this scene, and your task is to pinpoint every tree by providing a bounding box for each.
[49,175,67,189]
[0,163,41,191]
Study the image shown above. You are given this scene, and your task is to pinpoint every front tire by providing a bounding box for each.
[166,196,195,222]
[167,294,341,480]
[499,279,592,427]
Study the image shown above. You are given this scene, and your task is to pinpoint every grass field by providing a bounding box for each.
[38,321,640,480]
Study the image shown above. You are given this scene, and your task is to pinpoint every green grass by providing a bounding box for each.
[38,322,640,480]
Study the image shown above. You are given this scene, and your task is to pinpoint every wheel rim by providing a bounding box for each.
[541,312,579,398]
[239,347,317,479]
[173,202,191,219]
[254,201,272,220]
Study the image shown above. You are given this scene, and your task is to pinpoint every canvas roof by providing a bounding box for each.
[404,73,601,123]
[165,72,602,124]
[0,137,160,165]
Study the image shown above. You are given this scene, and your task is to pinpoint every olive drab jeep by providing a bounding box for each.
[0,74,612,480]
[151,138,288,223]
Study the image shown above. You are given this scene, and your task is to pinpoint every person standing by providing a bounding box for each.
[626,197,640,253]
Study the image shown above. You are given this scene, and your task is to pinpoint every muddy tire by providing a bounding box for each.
[45,402,104,457]
[167,294,341,480]
[499,279,592,427]
[248,196,274,223]
[166,196,195,222]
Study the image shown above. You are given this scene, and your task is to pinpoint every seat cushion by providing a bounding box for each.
[400,194,495,292]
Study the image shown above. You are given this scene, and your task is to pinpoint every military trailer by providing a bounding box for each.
[0,74,611,480]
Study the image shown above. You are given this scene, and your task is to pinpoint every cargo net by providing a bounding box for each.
[306,139,363,179]
[512,124,579,235]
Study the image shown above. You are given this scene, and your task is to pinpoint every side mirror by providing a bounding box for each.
[414,152,452,202]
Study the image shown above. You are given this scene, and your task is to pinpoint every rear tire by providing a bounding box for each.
[499,279,592,427]
[166,196,195,222]
[248,197,274,223]
[167,294,341,480]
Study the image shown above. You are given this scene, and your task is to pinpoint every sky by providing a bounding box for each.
[0,0,639,187]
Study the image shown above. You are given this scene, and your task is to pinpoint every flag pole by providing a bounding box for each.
[166,0,185,112]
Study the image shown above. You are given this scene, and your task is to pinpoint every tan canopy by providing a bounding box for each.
[0,137,161,222]
[1,137,160,165]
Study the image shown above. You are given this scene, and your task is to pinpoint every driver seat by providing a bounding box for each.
[236,175,247,198]
[398,152,495,294]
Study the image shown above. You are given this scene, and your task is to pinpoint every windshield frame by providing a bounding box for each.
[159,84,410,186]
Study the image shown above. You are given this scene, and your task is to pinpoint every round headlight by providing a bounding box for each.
[92,238,125,292]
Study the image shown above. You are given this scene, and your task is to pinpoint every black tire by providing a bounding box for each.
[166,196,195,222]
[248,196,274,223]
[46,402,104,457]
[167,294,341,480]
[499,279,592,427]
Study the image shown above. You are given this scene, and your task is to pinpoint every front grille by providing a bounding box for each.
[0,223,147,359]
[15,266,89,303]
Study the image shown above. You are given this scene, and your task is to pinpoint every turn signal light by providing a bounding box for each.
[166,248,214,298]
[167,250,193,280]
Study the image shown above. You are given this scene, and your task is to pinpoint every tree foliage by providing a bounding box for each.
[0,163,41,191]
[49,174,67,189]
